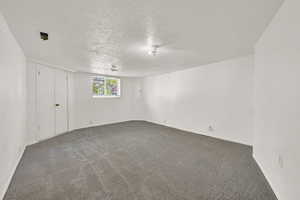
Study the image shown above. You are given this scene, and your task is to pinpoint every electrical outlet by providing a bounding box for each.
[278,155,284,169]
[208,125,214,132]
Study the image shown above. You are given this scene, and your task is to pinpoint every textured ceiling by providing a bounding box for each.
[0,0,283,77]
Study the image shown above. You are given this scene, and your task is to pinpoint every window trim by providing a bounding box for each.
[92,76,121,98]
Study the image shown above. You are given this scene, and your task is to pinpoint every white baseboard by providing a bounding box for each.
[27,120,144,146]
[0,146,25,200]
[253,153,279,200]
[73,119,143,131]
[144,119,252,146]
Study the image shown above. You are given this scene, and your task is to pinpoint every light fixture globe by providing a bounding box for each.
[148,45,159,56]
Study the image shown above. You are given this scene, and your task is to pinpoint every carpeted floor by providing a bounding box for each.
[4,121,277,200]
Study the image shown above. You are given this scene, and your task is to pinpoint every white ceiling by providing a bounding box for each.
[1,0,283,77]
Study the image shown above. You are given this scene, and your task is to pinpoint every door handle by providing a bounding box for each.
[55,104,60,107]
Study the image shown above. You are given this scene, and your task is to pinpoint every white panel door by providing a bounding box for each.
[36,64,55,141]
[55,69,68,135]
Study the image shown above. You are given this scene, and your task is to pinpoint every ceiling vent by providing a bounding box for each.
[111,65,118,72]
[40,32,48,40]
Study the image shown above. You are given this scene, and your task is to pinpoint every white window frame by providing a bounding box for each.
[92,76,121,98]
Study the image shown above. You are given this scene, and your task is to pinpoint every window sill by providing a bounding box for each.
[92,96,121,98]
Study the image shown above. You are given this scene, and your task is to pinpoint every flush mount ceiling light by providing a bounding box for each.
[40,32,48,40]
[148,45,159,56]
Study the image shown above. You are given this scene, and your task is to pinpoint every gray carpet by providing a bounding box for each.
[4,121,277,200]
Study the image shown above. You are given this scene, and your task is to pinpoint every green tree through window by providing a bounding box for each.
[93,76,120,97]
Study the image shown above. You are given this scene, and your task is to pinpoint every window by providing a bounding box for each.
[93,76,121,97]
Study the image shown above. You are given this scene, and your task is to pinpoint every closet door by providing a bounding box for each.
[36,64,55,141]
[55,69,68,135]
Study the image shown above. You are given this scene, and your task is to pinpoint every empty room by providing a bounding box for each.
[0,0,299,199]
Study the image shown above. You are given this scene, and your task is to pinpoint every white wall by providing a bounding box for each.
[253,0,300,199]
[0,13,27,199]
[72,73,144,130]
[26,61,75,144]
[142,55,254,145]
[25,64,144,141]
[26,61,37,145]
[2,1,298,198]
